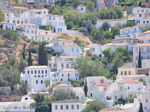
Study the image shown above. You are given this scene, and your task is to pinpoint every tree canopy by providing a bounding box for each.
[82,100,106,112]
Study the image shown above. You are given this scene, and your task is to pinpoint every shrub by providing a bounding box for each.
[3,30,18,41]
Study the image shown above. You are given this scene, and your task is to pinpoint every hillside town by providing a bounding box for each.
[0,0,150,112]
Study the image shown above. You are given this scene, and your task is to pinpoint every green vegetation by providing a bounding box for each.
[82,100,105,112]
[38,42,48,65]
[76,56,110,78]
[70,80,84,87]
[39,25,50,30]
[96,6,123,19]
[33,93,51,112]
[15,4,24,7]
[139,102,144,112]
[28,49,32,66]
[3,30,19,41]
[18,81,28,94]
[84,81,88,96]
[0,11,4,22]
[57,36,68,40]
[19,57,27,72]
[143,26,150,32]
[0,56,20,91]
[139,79,146,85]
[52,90,77,101]
[123,21,136,28]
[138,49,142,68]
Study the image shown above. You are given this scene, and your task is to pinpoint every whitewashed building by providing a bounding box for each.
[52,39,81,58]
[0,95,35,112]
[52,100,85,112]
[20,66,51,93]
[57,69,79,83]
[86,76,111,97]
[120,25,143,38]
[48,56,76,71]
[53,83,85,101]
[85,44,102,57]
[133,43,150,68]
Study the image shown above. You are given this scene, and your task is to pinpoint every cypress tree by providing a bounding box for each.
[38,42,48,65]
[139,102,143,112]
[28,49,32,66]
[138,48,142,68]
[84,81,88,96]
[38,43,42,65]
[22,44,26,59]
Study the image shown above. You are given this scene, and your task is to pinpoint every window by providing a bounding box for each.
[42,70,44,74]
[121,71,123,75]
[77,105,79,109]
[28,70,30,74]
[66,105,68,109]
[31,71,33,74]
[128,87,130,89]
[62,74,64,77]
[55,105,57,110]
[61,105,63,110]
[68,73,70,77]
[41,80,43,84]
[71,105,74,109]
[128,71,131,75]
[45,70,47,74]
[36,80,38,84]
[38,70,40,74]
[124,71,127,75]
[35,70,37,74]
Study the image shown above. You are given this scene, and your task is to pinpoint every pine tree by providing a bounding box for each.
[22,44,26,59]
[138,48,142,68]
[139,102,143,112]
[28,49,32,66]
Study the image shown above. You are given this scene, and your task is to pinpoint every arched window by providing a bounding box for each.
[121,71,123,75]
[128,71,131,75]
[125,71,127,75]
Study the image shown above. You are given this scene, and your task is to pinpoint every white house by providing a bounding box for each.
[61,43,81,58]
[52,39,73,53]
[48,56,76,71]
[36,33,59,43]
[17,23,39,40]
[85,44,102,57]
[53,83,73,92]
[137,36,150,44]
[117,65,137,76]
[118,80,145,99]
[53,83,85,101]
[0,95,35,112]
[1,22,16,31]
[100,101,140,112]
[133,43,150,68]
[112,36,138,52]
[20,66,51,93]
[57,69,79,83]
[132,7,150,15]
[52,39,81,57]
[52,100,85,112]
[139,90,150,112]
[120,25,143,38]
[43,14,67,33]
[86,76,111,97]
